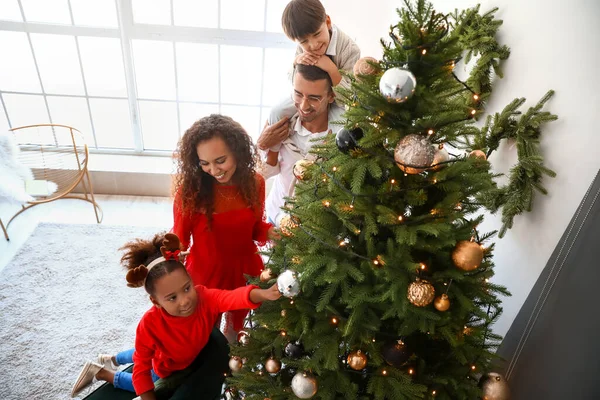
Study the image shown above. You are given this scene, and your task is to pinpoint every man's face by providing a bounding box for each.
[292,73,334,123]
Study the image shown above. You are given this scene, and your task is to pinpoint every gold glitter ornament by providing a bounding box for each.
[407,279,435,307]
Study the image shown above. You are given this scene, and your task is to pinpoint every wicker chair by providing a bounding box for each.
[1,124,102,240]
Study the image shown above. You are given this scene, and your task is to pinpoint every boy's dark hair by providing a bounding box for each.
[281,0,327,40]
[120,232,188,295]
[294,64,333,93]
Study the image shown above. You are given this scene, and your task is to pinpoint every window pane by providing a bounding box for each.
[46,96,94,146]
[20,0,71,24]
[3,94,50,128]
[176,43,219,102]
[220,45,262,105]
[79,37,127,97]
[133,40,176,100]
[220,105,260,143]
[0,0,23,21]
[30,34,85,95]
[89,98,133,149]
[266,0,287,33]
[173,0,217,28]
[0,103,10,133]
[0,32,41,93]
[70,0,118,28]
[220,0,265,31]
[179,103,219,136]
[139,101,178,151]
[132,0,171,25]
[262,48,295,106]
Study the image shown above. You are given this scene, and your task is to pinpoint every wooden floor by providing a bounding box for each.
[0,195,173,274]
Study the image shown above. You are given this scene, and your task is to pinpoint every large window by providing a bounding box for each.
[0,0,294,154]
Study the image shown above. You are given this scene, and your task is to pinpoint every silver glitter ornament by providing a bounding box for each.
[379,67,417,103]
[394,134,435,174]
[479,372,511,400]
[277,270,300,298]
[291,371,318,399]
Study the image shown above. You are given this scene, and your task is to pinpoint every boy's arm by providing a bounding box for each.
[315,56,342,86]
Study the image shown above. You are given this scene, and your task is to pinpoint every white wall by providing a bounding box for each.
[324,0,600,337]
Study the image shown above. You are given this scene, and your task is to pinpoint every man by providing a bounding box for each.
[257,64,344,226]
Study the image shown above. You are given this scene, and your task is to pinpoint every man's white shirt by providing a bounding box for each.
[263,105,344,226]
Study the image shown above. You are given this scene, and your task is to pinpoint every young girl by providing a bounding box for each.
[71,233,280,399]
[173,114,278,341]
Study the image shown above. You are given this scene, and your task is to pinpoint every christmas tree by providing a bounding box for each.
[226,1,556,399]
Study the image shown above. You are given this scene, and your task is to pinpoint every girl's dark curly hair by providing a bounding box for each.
[174,114,259,225]
[120,232,186,295]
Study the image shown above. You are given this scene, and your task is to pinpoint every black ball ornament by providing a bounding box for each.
[336,127,364,154]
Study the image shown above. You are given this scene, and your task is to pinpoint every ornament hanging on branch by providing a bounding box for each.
[469,149,487,160]
[379,67,417,103]
[353,56,380,79]
[291,371,318,399]
[265,357,282,374]
[277,270,300,298]
[259,268,273,282]
[293,159,314,181]
[279,214,299,237]
[228,356,243,372]
[394,134,435,174]
[479,372,511,400]
[336,127,363,154]
[381,339,411,368]
[434,293,451,311]
[452,240,484,271]
[347,350,368,370]
[407,278,435,307]
[431,143,450,171]
[285,341,304,359]
[237,331,250,346]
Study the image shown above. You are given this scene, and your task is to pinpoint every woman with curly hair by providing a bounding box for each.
[172,114,278,341]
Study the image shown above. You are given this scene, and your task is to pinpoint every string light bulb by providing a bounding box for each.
[332,166,337,172]
[390,179,396,184]
[470,109,477,115]
[485,278,490,283]
[473,94,479,100]
[382,369,388,376]
[471,365,476,371]
[331,317,338,325]
[420,263,426,270]
[373,259,380,266]
[432,390,437,396]
[428,129,434,135]
[323,200,331,207]
[422,49,427,55]
[290,300,294,305]
[398,215,403,222]
[409,368,414,375]
[280,330,287,337]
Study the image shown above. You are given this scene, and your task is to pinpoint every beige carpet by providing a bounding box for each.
[0,223,164,399]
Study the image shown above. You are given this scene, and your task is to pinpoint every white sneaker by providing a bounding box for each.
[71,361,103,398]
[97,354,117,371]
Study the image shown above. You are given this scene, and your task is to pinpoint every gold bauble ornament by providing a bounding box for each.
[452,240,484,271]
[347,350,368,370]
[279,214,299,237]
[265,357,282,374]
[353,56,380,78]
[293,159,314,181]
[259,268,273,282]
[479,372,511,400]
[434,293,450,311]
[469,149,487,160]
[407,279,435,307]
[431,144,449,171]
[228,356,243,372]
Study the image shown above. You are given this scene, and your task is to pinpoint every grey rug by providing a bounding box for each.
[0,223,165,400]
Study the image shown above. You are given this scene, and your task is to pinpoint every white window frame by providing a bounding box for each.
[0,0,294,156]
